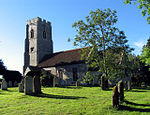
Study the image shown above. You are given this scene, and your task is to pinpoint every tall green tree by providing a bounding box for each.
[140,38,150,67]
[128,54,141,77]
[124,0,150,23]
[72,8,132,81]
[0,59,6,75]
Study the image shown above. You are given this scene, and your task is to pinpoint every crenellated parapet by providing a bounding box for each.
[27,17,51,25]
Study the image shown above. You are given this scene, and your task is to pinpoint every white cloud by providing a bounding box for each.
[133,41,146,55]
[134,41,145,49]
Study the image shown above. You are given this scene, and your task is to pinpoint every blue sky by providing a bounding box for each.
[0,0,149,74]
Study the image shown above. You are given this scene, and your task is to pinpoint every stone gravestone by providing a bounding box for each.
[1,79,7,90]
[19,83,24,93]
[19,79,24,92]
[8,81,12,87]
[24,76,33,95]
[33,75,41,94]
[14,81,18,86]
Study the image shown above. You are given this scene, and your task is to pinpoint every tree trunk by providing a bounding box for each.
[128,80,131,90]
[101,75,106,90]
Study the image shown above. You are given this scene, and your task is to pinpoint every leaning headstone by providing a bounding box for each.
[24,76,33,95]
[19,79,24,92]
[1,79,7,90]
[19,83,24,92]
[33,75,41,94]
[118,80,124,101]
[112,86,119,108]
[8,81,12,87]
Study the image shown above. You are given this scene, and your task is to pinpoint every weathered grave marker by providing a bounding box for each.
[19,79,24,92]
[24,76,33,95]
[1,79,7,90]
[33,75,41,94]
[8,81,12,87]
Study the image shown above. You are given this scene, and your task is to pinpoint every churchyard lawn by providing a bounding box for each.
[0,86,150,115]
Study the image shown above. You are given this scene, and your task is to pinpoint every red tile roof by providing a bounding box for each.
[38,48,85,68]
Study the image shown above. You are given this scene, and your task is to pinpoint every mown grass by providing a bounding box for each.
[0,86,150,115]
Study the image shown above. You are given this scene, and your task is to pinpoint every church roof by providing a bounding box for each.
[38,48,86,68]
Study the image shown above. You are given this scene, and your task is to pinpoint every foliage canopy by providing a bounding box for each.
[124,0,150,23]
[0,59,6,75]
[140,38,150,67]
[72,8,132,82]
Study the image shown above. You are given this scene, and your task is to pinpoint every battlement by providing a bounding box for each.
[27,17,51,25]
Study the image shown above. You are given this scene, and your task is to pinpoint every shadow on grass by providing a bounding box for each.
[119,105,150,112]
[59,86,83,89]
[133,87,150,90]
[0,89,14,95]
[124,100,150,107]
[104,89,112,91]
[6,90,17,92]
[34,93,87,99]
[127,90,147,92]
[118,100,150,112]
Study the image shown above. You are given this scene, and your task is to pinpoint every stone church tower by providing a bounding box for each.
[23,17,53,73]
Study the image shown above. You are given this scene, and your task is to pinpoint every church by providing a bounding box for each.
[23,17,97,86]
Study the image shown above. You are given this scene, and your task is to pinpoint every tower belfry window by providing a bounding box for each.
[43,31,46,39]
[31,47,34,52]
[31,29,34,38]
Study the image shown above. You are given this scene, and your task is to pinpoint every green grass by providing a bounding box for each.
[0,86,150,115]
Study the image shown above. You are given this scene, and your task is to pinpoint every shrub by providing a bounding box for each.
[40,70,55,87]
[81,71,94,86]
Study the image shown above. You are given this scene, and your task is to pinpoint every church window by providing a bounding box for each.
[72,68,78,81]
[43,31,46,39]
[31,29,34,38]
[31,47,34,52]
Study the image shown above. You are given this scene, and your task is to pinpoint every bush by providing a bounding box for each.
[40,70,55,87]
[81,71,94,86]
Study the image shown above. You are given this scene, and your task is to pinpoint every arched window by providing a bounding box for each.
[30,29,34,38]
[43,31,46,39]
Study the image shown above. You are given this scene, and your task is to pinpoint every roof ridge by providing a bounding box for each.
[62,47,92,53]
[63,48,82,53]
